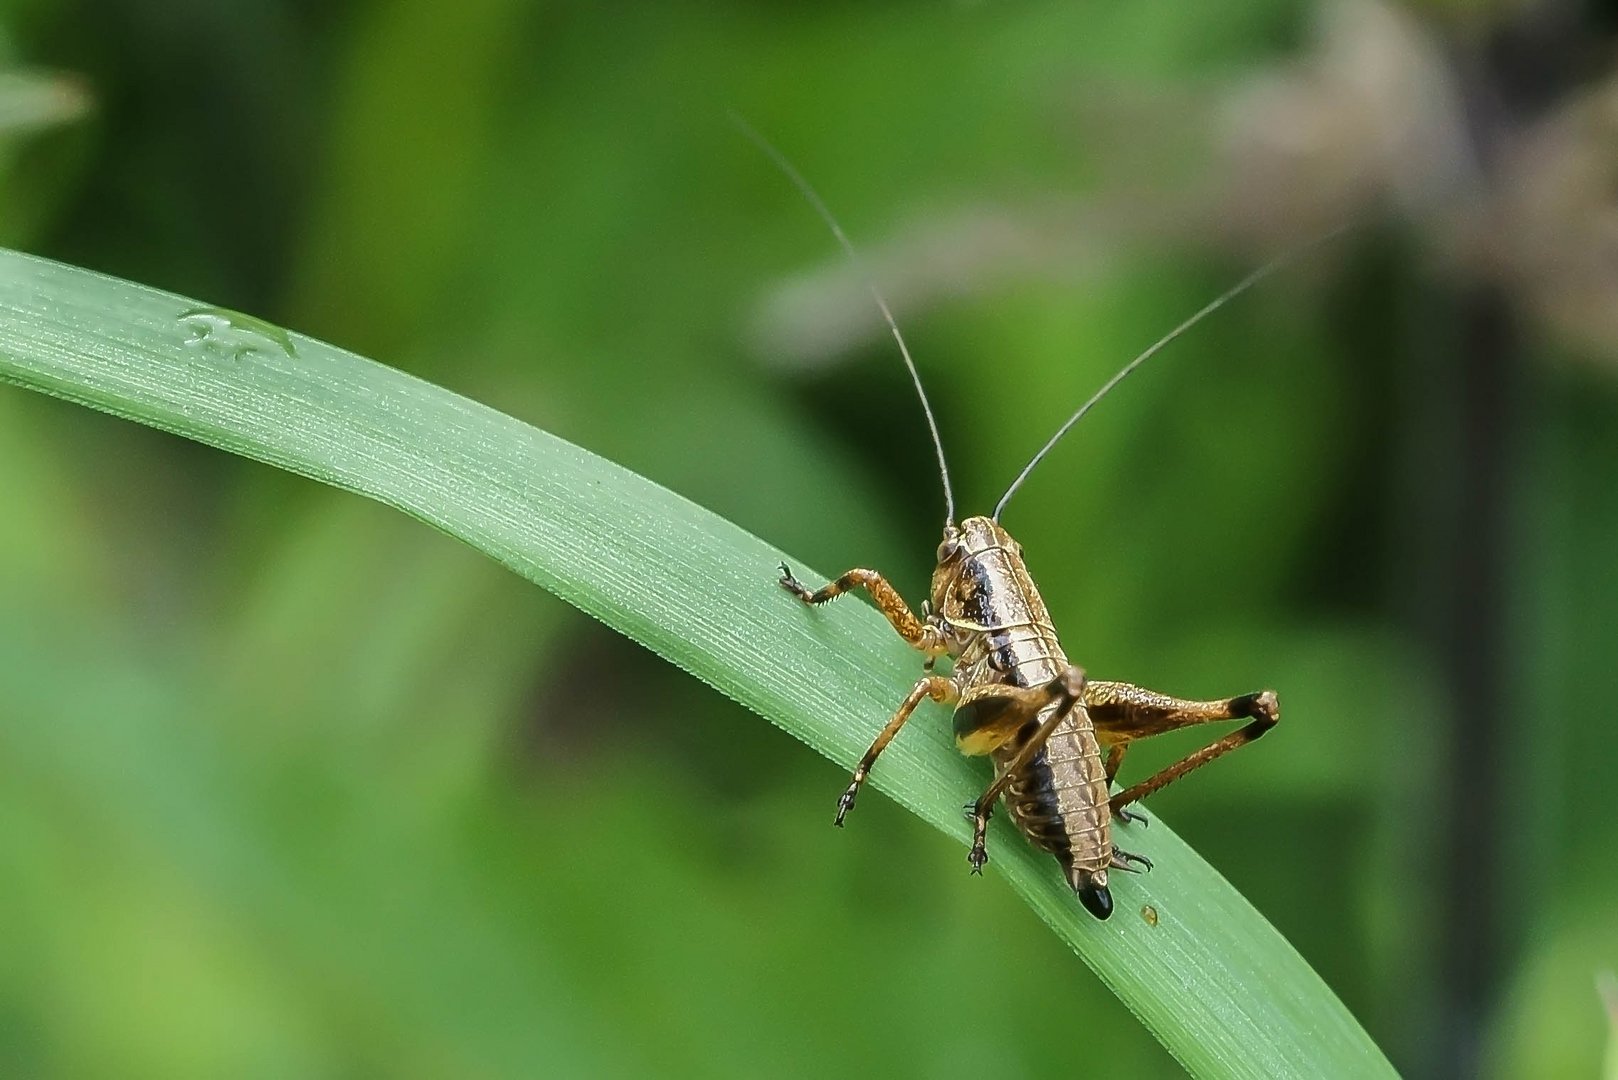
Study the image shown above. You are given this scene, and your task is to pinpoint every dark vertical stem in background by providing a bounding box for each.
[1429,286,1519,1080]
[1425,3,1581,1075]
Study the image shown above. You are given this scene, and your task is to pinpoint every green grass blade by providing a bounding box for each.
[0,249,1394,1079]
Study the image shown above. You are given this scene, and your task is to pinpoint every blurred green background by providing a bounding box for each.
[3,0,1618,1076]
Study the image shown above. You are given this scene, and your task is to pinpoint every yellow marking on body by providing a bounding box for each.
[942,614,1058,635]
[955,728,1009,756]
[943,615,997,633]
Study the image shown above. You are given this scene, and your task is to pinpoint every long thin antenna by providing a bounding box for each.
[992,224,1351,521]
[731,112,956,528]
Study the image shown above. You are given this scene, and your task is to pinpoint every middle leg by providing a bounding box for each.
[835,675,959,826]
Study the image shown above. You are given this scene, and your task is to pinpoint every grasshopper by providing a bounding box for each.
[745,124,1304,920]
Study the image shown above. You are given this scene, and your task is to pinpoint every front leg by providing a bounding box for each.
[779,564,946,656]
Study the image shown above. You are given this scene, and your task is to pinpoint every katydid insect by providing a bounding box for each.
[743,122,1315,920]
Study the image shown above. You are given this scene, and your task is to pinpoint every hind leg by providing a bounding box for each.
[1084,681,1280,816]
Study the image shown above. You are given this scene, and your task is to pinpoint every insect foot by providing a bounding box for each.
[777,562,812,601]
[1115,806,1149,828]
[833,782,860,827]
[1111,847,1153,874]
[966,801,995,874]
[967,840,989,876]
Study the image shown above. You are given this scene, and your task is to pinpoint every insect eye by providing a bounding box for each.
[936,540,962,563]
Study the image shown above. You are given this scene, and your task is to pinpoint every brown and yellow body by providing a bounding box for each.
[782,514,1279,922]
[754,119,1296,920]
[933,517,1117,913]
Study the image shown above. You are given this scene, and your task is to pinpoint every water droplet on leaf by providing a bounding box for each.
[178,307,296,362]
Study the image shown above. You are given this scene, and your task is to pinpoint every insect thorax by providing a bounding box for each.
[932,516,1066,689]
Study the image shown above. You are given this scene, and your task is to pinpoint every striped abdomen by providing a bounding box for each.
[946,516,1114,900]
[995,697,1113,891]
